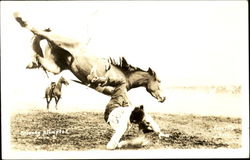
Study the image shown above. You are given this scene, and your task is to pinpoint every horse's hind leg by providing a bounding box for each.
[14,14,79,54]
[46,97,52,110]
[47,102,49,110]
[36,55,61,74]
[46,98,50,110]
[28,28,79,49]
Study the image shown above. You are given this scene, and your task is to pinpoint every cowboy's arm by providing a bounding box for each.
[144,113,169,138]
[144,113,161,133]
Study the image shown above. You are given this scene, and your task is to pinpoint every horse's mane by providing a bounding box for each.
[108,57,145,73]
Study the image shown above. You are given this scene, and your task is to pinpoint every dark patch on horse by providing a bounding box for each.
[52,46,74,70]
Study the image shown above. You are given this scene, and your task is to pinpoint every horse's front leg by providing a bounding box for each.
[46,97,52,110]
[54,96,60,110]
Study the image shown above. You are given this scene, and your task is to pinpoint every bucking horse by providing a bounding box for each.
[14,13,166,103]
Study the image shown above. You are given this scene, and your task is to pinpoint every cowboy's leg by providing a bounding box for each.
[99,70,110,87]
[94,85,115,96]
[99,62,111,86]
[87,65,98,83]
[107,126,127,150]
[88,62,126,87]
[107,113,129,150]
[88,65,110,86]
[91,77,109,85]
[89,74,127,92]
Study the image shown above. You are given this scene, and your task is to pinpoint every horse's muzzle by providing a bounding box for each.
[159,96,166,103]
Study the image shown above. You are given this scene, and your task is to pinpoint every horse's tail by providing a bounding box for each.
[13,12,48,36]
[13,12,32,30]
[13,12,27,28]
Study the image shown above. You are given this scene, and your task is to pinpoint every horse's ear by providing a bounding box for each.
[140,105,144,110]
[44,28,51,32]
[148,67,152,74]
[148,67,156,76]
[122,57,128,66]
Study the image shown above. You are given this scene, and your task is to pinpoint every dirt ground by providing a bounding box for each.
[11,109,241,151]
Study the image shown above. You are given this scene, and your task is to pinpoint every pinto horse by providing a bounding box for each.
[14,13,166,103]
[45,77,69,110]
[86,66,169,149]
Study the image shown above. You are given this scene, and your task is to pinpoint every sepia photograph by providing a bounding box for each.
[1,1,249,159]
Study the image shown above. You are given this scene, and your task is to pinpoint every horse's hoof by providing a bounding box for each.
[26,62,39,69]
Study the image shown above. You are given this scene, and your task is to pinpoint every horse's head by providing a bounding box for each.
[59,77,69,86]
[145,68,166,103]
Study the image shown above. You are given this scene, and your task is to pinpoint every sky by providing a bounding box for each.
[1,1,248,109]
[1,1,248,86]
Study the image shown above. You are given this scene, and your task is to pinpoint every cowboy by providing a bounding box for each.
[88,66,169,150]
